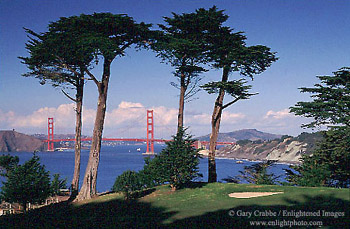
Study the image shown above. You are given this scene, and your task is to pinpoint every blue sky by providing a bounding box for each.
[1,0,349,138]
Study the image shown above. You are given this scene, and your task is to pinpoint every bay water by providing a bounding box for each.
[0,145,290,192]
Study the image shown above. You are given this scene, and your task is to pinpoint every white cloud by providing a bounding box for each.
[0,103,314,139]
[264,108,294,120]
[253,108,313,136]
[222,112,246,123]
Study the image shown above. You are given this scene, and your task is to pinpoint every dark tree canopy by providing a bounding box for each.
[202,28,277,101]
[290,67,350,128]
[20,13,152,87]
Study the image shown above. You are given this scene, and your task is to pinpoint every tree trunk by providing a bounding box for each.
[208,67,229,183]
[22,202,27,213]
[70,77,84,200]
[75,60,111,201]
[177,72,186,133]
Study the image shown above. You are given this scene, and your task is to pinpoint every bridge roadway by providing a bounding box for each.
[46,138,235,146]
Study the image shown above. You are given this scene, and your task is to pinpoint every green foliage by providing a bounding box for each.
[290,67,350,188]
[144,128,202,190]
[236,139,252,146]
[0,154,51,211]
[295,132,323,152]
[112,170,146,200]
[50,174,68,196]
[286,127,350,188]
[290,67,350,128]
[201,79,256,102]
[152,6,227,100]
[20,12,153,88]
[0,154,19,177]
[199,9,278,107]
[237,160,281,185]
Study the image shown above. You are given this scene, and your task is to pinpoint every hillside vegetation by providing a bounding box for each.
[0,183,348,228]
[198,129,282,142]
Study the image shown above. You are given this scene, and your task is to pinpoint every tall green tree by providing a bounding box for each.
[153,7,227,132]
[21,13,152,201]
[0,155,51,212]
[60,13,151,201]
[19,22,94,199]
[202,14,277,182]
[289,68,350,188]
[290,67,350,128]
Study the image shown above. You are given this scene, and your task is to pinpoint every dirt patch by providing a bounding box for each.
[228,192,283,198]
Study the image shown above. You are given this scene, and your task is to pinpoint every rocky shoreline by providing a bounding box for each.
[199,132,322,164]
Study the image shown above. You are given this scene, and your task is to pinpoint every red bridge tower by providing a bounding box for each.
[146,110,154,153]
[47,117,54,151]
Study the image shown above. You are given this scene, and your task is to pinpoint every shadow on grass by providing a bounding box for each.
[166,194,350,228]
[0,196,176,228]
[131,188,156,199]
[183,181,208,189]
[0,193,348,228]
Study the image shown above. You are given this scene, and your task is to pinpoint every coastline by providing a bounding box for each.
[199,151,298,165]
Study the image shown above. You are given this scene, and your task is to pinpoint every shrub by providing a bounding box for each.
[112,170,145,199]
[285,128,350,188]
[50,173,68,196]
[237,160,280,185]
[236,139,252,146]
[144,128,202,191]
[0,154,51,212]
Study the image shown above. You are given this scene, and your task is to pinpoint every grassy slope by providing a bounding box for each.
[0,183,349,228]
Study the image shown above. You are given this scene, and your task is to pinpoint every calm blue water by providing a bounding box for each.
[0,145,290,192]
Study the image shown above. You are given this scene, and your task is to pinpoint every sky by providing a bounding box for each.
[1,0,350,139]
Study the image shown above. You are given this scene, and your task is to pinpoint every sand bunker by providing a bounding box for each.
[228,192,283,198]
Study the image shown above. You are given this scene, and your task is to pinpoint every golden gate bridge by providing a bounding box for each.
[46,110,235,152]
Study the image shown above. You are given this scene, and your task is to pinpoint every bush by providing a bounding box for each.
[0,154,51,212]
[50,174,68,196]
[143,128,202,190]
[236,139,252,146]
[285,127,350,188]
[112,170,146,199]
[237,160,280,185]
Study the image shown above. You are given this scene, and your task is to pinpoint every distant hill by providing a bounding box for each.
[0,131,45,152]
[197,129,282,142]
[213,132,323,163]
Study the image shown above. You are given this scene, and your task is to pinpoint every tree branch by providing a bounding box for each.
[222,97,241,110]
[120,41,133,51]
[61,89,77,102]
[85,69,100,86]
[55,56,81,76]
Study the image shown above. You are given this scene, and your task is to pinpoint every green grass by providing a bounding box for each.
[0,183,349,228]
